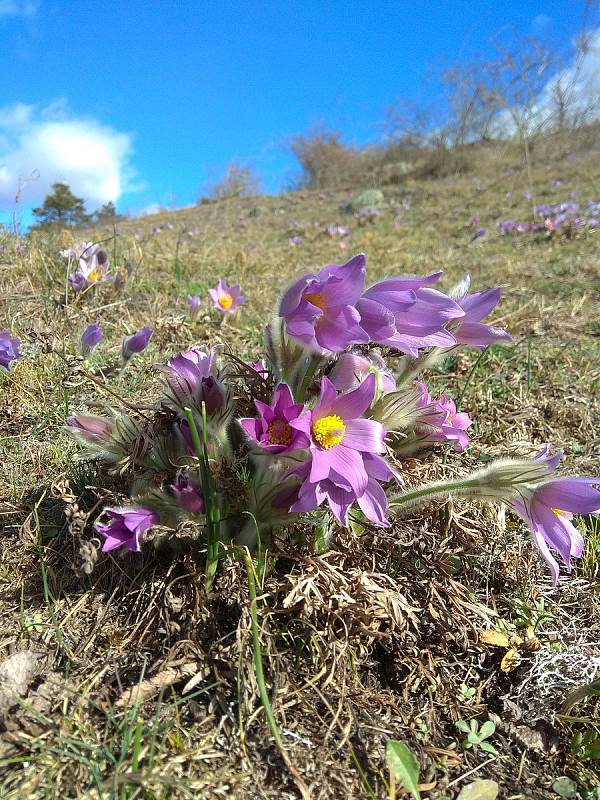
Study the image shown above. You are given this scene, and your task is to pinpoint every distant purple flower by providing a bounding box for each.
[122,326,153,363]
[209,279,245,313]
[329,351,396,395]
[279,253,369,354]
[240,383,310,455]
[469,227,487,243]
[285,373,394,525]
[63,242,110,291]
[430,395,473,452]
[187,295,201,315]
[170,474,205,514]
[0,244,6,258]
[326,224,349,238]
[357,272,463,357]
[0,330,22,371]
[508,446,600,583]
[468,215,481,225]
[15,242,26,255]
[95,506,159,552]
[551,178,562,187]
[523,191,533,200]
[65,415,114,443]
[80,322,103,357]
[289,235,303,246]
[450,277,512,349]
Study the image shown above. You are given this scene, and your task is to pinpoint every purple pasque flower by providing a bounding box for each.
[187,295,201,315]
[209,279,245,314]
[170,474,205,514]
[283,450,395,527]
[65,414,114,444]
[239,383,310,455]
[80,322,103,357]
[122,326,153,362]
[329,351,396,395]
[429,395,473,452]
[357,272,463,357]
[161,346,225,416]
[63,241,110,291]
[285,373,395,525]
[95,506,159,552]
[279,253,369,354]
[469,227,487,243]
[508,446,600,583]
[289,235,303,246]
[449,275,512,349]
[0,330,22,371]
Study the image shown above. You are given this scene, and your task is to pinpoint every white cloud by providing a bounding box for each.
[490,26,600,137]
[0,101,135,212]
[0,0,39,18]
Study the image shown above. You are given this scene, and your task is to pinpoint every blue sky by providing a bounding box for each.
[0,0,595,224]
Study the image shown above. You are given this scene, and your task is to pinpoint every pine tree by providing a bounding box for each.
[32,182,90,227]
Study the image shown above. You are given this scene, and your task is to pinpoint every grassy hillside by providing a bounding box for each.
[0,142,599,799]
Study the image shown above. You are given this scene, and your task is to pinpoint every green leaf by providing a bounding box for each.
[467,732,481,744]
[552,777,577,798]
[478,720,496,740]
[456,720,471,734]
[479,742,498,756]
[386,741,421,800]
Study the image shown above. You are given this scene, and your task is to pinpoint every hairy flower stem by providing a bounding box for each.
[185,405,221,592]
[391,476,481,515]
[296,354,322,403]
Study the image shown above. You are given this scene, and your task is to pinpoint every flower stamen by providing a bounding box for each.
[303,291,326,311]
[218,293,234,310]
[267,418,293,446]
[312,414,346,448]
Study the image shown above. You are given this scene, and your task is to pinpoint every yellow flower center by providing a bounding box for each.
[219,293,234,310]
[267,418,292,446]
[87,268,102,282]
[552,507,568,518]
[312,414,346,449]
[303,291,326,310]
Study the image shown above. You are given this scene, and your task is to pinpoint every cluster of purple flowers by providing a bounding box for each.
[496,199,600,237]
[63,250,600,587]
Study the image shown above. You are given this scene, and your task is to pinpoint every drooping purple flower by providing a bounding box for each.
[279,253,369,354]
[80,322,103,357]
[357,272,463,357]
[65,414,114,444]
[329,351,396,395]
[239,383,310,455]
[95,506,159,552]
[170,474,205,514]
[449,276,512,349]
[122,326,153,362]
[469,227,487,243]
[507,446,600,583]
[209,279,245,314]
[187,295,201,315]
[284,373,395,525]
[0,330,22,371]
